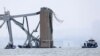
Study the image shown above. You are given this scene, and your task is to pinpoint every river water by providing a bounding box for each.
[0,48,100,56]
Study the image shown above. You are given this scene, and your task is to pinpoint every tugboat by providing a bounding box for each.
[82,39,98,48]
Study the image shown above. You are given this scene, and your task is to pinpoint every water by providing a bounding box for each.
[0,48,100,56]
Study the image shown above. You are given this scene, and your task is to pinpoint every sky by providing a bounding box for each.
[0,0,100,48]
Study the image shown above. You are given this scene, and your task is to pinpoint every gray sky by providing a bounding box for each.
[0,0,100,48]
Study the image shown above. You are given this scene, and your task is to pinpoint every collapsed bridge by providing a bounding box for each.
[0,7,62,49]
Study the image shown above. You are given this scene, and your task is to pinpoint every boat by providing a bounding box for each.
[82,39,98,48]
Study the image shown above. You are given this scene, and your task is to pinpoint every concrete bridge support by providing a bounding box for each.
[40,7,53,48]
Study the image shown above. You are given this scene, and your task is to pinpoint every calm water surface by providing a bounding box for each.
[0,48,100,56]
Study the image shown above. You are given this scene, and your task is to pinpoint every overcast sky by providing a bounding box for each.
[0,0,100,48]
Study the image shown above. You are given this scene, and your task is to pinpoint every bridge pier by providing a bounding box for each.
[40,7,53,48]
